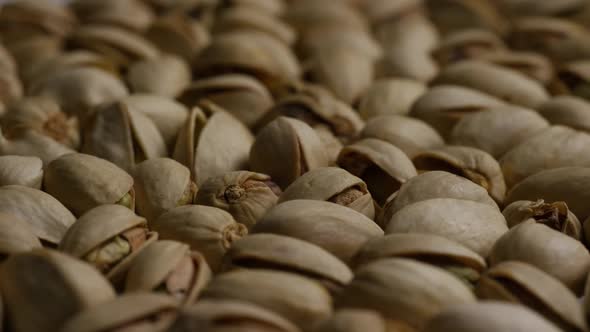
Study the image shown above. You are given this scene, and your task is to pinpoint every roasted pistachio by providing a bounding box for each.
[426,0,508,35]
[0,155,43,189]
[313,309,386,332]
[126,54,191,98]
[296,24,380,62]
[537,96,590,132]
[284,1,368,36]
[0,129,74,166]
[503,200,582,240]
[69,0,155,32]
[478,51,554,86]
[553,60,590,99]
[358,78,426,119]
[0,213,42,258]
[145,14,210,62]
[432,29,506,66]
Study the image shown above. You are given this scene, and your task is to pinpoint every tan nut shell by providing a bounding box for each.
[252,200,383,263]
[127,54,191,98]
[1,249,116,332]
[426,0,507,35]
[385,198,508,257]
[314,309,386,332]
[432,29,507,66]
[44,153,134,216]
[70,0,155,32]
[0,185,76,245]
[359,78,426,119]
[145,14,210,62]
[336,258,476,330]
[0,129,75,166]
[478,51,554,85]
[0,0,76,42]
[503,200,582,240]
[537,96,590,133]
[0,155,43,189]
[0,213,42,255]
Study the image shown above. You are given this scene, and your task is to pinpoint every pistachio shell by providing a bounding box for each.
[500,126,590,188]
[0,129,74,166]
[503,200,582,240]
[0,71,22,105]
[151,205,248,271]
[0,213,42,255]
[490,221,590,294]
[476,261,587,332]
[195,171,279,229]
[1,249,116,332]
[279,167,375,220]
[202,269,333,332]
[44,153,134,216]
[145,14,210,62]
[0,185,75,245]
[6,36,62,78]
[69,0,155,32]
[127,54,191,98]
[285,2,368,34]
[537,96,590,132]
[297,25,381,61]
[313,309,386,332]
[0,155,43,189]
[0,0,76,42]
[432,29,506,66]
[424,302,562,332]
[478,51,554,85]
[358,78,427,119]
[252,200,383,263]
[497,0,586,17]
[554,60,590,99]
[386,198,508,257]
[336,258,476,330]
[427,0,508,34]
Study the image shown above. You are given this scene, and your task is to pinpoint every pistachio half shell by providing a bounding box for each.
[503,200,582,240]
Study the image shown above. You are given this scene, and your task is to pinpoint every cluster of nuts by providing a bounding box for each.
[3,0,590,331]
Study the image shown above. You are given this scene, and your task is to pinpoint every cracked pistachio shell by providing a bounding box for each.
[359,78,426,119]
[432,29,506,66]
[450,105,549,159]
[476,261,586,332]
[0,185,75,245]
[0,129,74,166]
[151,205,248,271]
[496,0,586,17]
[69,0,155,32]
[426,0,507,35]
[127,54,191,98]
[279,167,375,220]
[170,299,301,332]
[386,198,508,257]
[424,302,562,332]
[134,158,197,223]
[125,240,212,305]
[82,101,168,172]
[2,96,79,149]
[410,85,506,138]
[380,171,498,228]
[503,200,582,240]
[179,74,273,129]
[361,115,444,159]
[222,233,353,292]
[145,14,210,62]
[0,213,42,256]
[1,249,116,332]
[44,153,135,216]
[490,221,590,294]
[195,171,280,229]
[253,200,383,263]
[500,126,590,188]
[337,258,476,330]
[413,146,506,204]
[202,269,333,332]
[537,96,590,132]
[0,155,43,189]
[173,102,254,186]
[60,293,179,332]
[432,60,549,108]
[478,51,554,86]
[250,117,329,189]
[313,309,386,332]
[338,138,417,205]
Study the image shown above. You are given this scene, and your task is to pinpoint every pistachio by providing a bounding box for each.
[0,129,74,166]
[126,54,191,98]
[223,0,286,16]
[69,0,155,32]
[313,309,386,332]
[537,96,590,132]
[496,0,586,17]
[426,0,508,35]
[0,71,22,105]
[0,155,43,189]
[503,200,582,240]
[359,78,426,119]
[478,51,554,86]
[432,29,507,66]
[195,171,280,229]
[145,14,210,62]
[44,153,135,216]
[296,25,381,62]
[0,213,42,258]
[285,2,368,35]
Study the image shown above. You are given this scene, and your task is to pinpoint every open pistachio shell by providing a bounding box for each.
[145,14,210,62]
[250,117,329,189]
[478,51,554,86]
[279,167,375,220]
[360,115,444,158]
[490,221,590,294]
[0,213,42,256]
[432,29,506,66]
[195,171,280,229]
[0,185,76,245]
[69,0,155,32]
[125,240,212,306]
[426,0,508,35]
[432,60,549,108]
[202,269,332,332]
[476,261,587,332]
[386,198,508,257]
[222,233,353,293]
[0,129,74,166]
[503,200,582,240]
[413,146,506,204]
[0,155,43,189]
[314,309,386,332]
[358,78,426,119]
[44,153,135,216]
[450,106,549,158]
[253,200,383,263]
[60,293,179,332]
[337,258,476,330]
[151,205,248,271]
[1,249,116,332]
[537,96,590,132]
[424,302,562,332]
[127,54,191,98]
[500,126,590,188]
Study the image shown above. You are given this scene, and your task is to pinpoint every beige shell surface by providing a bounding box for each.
[127,55,191,98]
[359,78,427,119]
[426,0,508,35]
[0,213,42,254]
[70,0,155,32]
[0,130,75,166]
[279,167,366,203]
[537,96,590,133]
[0,155,43,189]
[145,14,210,62]
[314,309,386,332]
[478,51,554,85]
[432,29,506,66]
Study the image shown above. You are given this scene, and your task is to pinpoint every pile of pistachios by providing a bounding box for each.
[3,0,590,331]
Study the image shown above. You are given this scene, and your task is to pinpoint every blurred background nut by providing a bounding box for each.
[312,309,386,332]
[537,96,590,133]
[0,213,42,259]
[0,155,43,189]
[358,78,426,120]
[126,54,191,98]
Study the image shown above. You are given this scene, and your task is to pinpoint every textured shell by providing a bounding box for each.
[476,261,587,332]
[44,153,134,216]
[223,233,353,288]
[423,302,562,332]
[252,200,383,263]
[385,198,508,257]
[537,96,590,133]
[0,130,74,166]
[336,258,476,330]
[0,213,42,254]
[0,155,43,188]
[490,222,590,294]
[201,269,333,332]
[314,309,386,332]
[134,158,194,223]
[360,115,444,158]
[450,106,549,158]
[0,185,76,245]
[502,200,582,240]
[127,55,191,98]
[1,249,116,332]
[359,78,426,119]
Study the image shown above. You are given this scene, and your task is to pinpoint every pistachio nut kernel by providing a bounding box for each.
[84,226,148,273]
[503,200,582,240]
